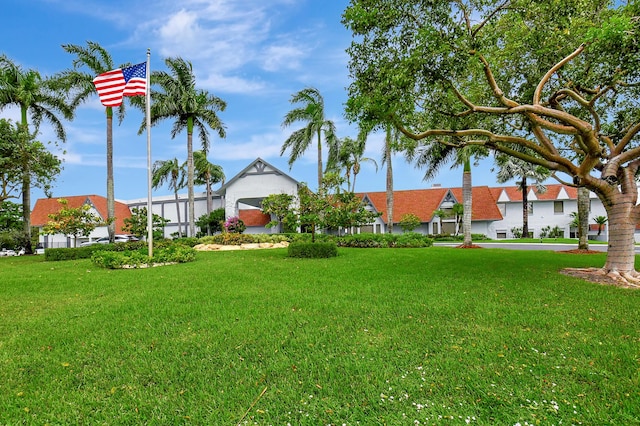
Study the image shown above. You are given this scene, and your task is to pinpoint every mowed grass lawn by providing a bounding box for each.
[0,247,638,425]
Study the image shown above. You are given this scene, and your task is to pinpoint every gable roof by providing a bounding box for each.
[358,186,503,224]
[218,158,299,194]
[31,195,132,233]
[492,184,578,202]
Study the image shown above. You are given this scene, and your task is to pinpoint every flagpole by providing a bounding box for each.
[145,48,153,258]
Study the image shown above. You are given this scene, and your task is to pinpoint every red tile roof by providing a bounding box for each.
[239,209,271,227]
[31,195,132,234]
[358,186,503,224]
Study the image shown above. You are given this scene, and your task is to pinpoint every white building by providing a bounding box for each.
[33,158,626,246]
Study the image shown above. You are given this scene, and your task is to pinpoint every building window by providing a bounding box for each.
[432,222,439,235]
[528,202,534,215]
[496,231,507,239]
[554,201,564,214]
[498,203,506,216]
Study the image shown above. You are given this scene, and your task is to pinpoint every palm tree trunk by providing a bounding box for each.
[206,170,213,216]
[106,108,115,242]
[187,129,195,237]
[317,129,323,189]
[462,161,472,246]
[21,170,32,254]
[385,129,394,234]
[577,186,589,250]
[173,187,182,238]
[521,177,529,238]
[19,108,32,254]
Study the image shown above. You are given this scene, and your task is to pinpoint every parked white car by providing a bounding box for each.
[0,248,24,256]
[80,235,139,247]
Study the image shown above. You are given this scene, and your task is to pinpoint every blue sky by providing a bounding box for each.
[3,0,504,204]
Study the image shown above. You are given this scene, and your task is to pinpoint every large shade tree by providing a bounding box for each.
[59,41,129,243]
[142,57,226,237]
[281,87,339,188]
[344,0,640,283]
[0,56,71,253]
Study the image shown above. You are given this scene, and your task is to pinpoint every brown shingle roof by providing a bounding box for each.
[358,186,503,224]
[31,195,132,234]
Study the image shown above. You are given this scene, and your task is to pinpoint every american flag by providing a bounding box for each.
[93,62,146,107]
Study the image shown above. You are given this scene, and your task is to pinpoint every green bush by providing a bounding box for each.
[395,232,433,248]
[287,241,338,258]
[334,232,432,248]
[337,233,391,248]
[91,250,150,269]
[197,233,290,246]
[170,237,199,247]
[91,245,197,269]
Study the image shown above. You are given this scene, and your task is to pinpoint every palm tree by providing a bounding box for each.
[144,57,226,237]
[407,142,487,246]
[193,150,225,216]
[333,136,377,192]
[495,153,549,239]
[152,158,185,238]
[0,55,72,253]
[281,87,338,188]
[59,41,126,243]
[593,215,608,236]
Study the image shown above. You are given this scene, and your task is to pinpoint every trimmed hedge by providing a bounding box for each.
[287,241,338,258]
[336,232,433,248]
[44,241,146,261]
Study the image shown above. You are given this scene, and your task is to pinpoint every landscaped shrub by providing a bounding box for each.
[91,250,149,269]
[287,241,338,258]
[197,233,290,246]
[395,232,433,248]
[335,232,433,248]
[91,245,197,269]
[169,237,199,247]
[337,233,391,248]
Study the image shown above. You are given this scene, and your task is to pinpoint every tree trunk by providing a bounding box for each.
[21,171,32,254]
[602,194,636,274]
[19,108,32,254]
[521,177,529,238]
[187,120,195,237]
[577,187,589,250]
[385,127,394,234]
[206,170,213,215]
[106,108,115,242]
[317,130,323,189]
[174,188,182,238]
[462,160,472,246]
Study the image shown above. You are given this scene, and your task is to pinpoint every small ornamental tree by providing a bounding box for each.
[196,208,225,236]
[261,193,295,233]
[42,199,104,247]
[324,191,380,234]
[398,213,421,233]
[123,207,169,240]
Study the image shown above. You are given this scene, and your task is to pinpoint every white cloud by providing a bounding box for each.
[199,73,266,94]
[261,44,307,72]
